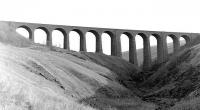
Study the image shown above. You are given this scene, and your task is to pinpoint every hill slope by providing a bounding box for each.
[0,22,155,110]
[3,21,200,110]
[130,35,200,109]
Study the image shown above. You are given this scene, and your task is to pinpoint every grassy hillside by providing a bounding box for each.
[0,22,155,110]
[130,35,200,109]
[2,21,200,110]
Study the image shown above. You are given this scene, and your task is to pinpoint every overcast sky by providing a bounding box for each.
[2,0,199,54]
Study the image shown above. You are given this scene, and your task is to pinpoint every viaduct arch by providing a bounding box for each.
[6,21,199,70]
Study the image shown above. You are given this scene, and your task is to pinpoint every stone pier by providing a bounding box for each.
[7,21,199,70]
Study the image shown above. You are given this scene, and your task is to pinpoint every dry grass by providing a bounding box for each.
[0,61,95,110]
[170,97,200,110]
[0,22,156,110]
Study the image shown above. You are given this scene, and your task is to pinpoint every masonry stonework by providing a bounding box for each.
[5,21,199,70]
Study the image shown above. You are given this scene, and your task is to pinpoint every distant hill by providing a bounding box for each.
[122,42,185,66]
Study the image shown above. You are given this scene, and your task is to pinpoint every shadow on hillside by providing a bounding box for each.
[73,53,156,110]
[78,85,156,110]
[79,36,200,110]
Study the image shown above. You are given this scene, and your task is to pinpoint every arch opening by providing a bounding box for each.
[135,34,144,66]
[16,26,31,39]
[120,33,130,61]
[52,29,65,48]
[102,32,112,55]
[86,31,96,52]
[180,37,186,46]
[69,30,81,52]
[150,34,158,62]
[34,28,48,45]
[180,35,189,46]
[166,35,174,54]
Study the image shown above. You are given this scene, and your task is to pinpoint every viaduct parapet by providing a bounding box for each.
[3,21,199,70]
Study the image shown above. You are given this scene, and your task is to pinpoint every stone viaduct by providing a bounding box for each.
[3,21,199,70]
